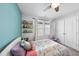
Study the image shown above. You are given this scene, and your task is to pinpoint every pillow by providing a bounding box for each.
[20,40,32,50]
[10,42,26,56]
[26,50,38,56]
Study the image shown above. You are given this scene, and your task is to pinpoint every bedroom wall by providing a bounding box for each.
[0,3,22,51]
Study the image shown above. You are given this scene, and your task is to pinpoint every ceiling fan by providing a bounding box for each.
[43,3,60,12]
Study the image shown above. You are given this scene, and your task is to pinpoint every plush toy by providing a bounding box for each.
[20,40,32,50]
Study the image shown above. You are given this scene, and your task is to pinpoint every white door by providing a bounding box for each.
[71,16,77,49]
[57,19,65,44]
[75,15,79,51]
[56,15,79,50]
[65,17,73,47]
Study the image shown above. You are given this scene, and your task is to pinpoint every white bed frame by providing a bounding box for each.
[0,37,21,56]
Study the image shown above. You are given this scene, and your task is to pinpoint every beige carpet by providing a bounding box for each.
[68,47,79,56]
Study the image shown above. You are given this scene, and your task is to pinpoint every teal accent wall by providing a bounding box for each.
[0,3,21,50]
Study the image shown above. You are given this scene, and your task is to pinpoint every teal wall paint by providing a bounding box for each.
[0,3,21,50]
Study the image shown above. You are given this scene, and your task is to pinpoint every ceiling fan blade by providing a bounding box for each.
[43,3,60,12]
[54,6,59,12]
[43,4,51,11]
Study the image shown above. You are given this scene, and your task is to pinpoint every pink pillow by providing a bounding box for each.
[26,50,38,56]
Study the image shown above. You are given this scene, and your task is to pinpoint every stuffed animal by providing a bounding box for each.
[20,40,32,50]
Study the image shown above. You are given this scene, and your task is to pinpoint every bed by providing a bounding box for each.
[0,37,21,56]
[32,39,72,56]
[0,38,77,56]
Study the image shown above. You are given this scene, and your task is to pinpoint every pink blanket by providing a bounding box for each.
[26,50,38,56]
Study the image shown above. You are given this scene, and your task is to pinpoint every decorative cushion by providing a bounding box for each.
[26,50,38,56]
[20,40,32,50]
[10,42,25,56]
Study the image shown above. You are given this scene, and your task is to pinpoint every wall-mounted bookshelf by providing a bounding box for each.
[22,20,33,33]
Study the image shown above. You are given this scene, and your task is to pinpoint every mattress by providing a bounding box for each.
[33,39,71,56]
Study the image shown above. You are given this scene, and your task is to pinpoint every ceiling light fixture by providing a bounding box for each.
[51,3,60,12]
[43,0,60,12]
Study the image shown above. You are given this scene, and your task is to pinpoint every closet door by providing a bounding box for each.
[65,17,73,47]
[75,15,79,51]
[65,16,79,50]
[57,19,65,44]
[71,16,77,49]
[56,14,79,50]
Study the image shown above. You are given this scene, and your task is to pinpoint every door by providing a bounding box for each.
[65,17,73,47]
[75,16,79,50]
[71,16,77,49]
[57,19,65,44]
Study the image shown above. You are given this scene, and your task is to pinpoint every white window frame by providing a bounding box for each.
[36,19,50,40]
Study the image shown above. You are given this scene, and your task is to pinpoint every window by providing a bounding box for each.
[37,20,44,36]
[36,19,50,39]
[44,20,50,35]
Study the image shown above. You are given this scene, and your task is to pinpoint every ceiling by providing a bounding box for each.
[18,3,79,19]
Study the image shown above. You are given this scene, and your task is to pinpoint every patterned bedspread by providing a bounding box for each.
[33,39,71,56]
